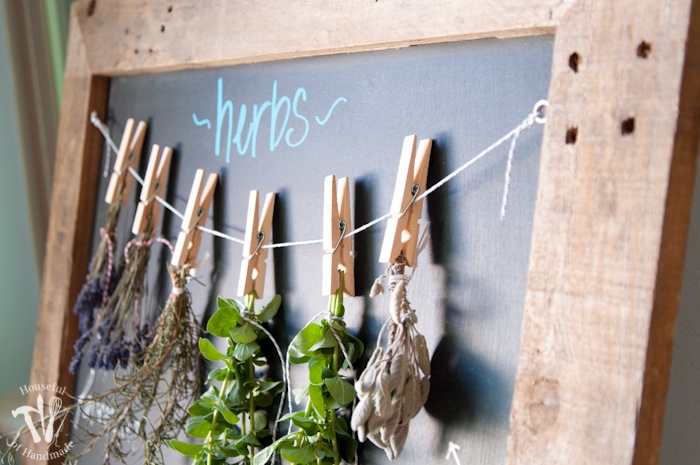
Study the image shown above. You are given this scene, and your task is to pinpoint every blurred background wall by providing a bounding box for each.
[0,1,696,462]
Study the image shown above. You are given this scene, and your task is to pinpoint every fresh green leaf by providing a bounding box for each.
[253,411,268,431]
[199,338,226,361]
[217,296,242,314]
[254,436,291,465]
[253,445,275,465]
[254,390,274,407]
[290,413,319,436]
[185,416,213,439]
[338,432,358,461]
[207,304,241,337]
[214,402,239,425]
[230,323,258,344]
[325,376,356,406]
[308,384,325,417]
[201,385,220,404]
[315,442,338,459]
[237,432,261,446]
[309,329,338,352]
[255,380,282,394]
[188,399,212,417]
[167,440,203,459]
[287,343,310,364]
[280,444,316,464]
[233,341,260,361]
[293,385,310,404]
[256,294,281,321]
[308,354,325,384]
[290,323,324,356]
[205,367,227,384]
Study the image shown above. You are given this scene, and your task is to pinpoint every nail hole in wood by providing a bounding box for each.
[167,5,173,12]
[637,41,651,58]
[569,52,580,72]
[566,127,578,144]
[134,49,139,54]
[161,25,165,32]
[621,117,635,135]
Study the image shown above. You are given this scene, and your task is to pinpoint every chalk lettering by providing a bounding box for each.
[195,78,345,160]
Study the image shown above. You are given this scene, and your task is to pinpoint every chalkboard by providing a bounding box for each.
[71,35,553,464]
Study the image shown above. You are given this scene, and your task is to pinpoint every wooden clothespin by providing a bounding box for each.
[237,190,275,298]
[171,169,218,268]
[105,118,148,204]
[132,144,172,235]
[323,175,355,296]
[379,135,432,266]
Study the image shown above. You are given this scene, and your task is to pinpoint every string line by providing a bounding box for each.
[93,101,547,251]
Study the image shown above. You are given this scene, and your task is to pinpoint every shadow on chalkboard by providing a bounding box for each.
[424,332,506,430]
[200,164,229,326]
[425,137,450,267]
[353,175,379,298]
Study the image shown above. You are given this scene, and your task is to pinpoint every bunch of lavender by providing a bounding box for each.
[70,198,123,374]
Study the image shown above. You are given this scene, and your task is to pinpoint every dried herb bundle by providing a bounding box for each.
[67,263,202,464]
[256,271,363,465]
[70,196,123,374]
[168,293,283,465]
[351,255,431,460]
[87,230,157,371]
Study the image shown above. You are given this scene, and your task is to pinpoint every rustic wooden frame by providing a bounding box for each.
[30,0,699,464]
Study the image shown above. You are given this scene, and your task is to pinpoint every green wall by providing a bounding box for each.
[0,1,41,395]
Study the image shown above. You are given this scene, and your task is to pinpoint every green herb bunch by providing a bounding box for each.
[168,292,283,465]
[256,271,363,465]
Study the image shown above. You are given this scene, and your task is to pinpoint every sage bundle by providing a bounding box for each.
[168,293,284,465]
[256,271,363,465]
[350,255,431,460]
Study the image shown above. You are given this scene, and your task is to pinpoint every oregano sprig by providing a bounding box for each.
[168,293,283,465]
[255,271,363,465]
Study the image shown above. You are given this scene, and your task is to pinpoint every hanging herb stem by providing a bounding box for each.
[255,270,363,465]
[168,293,283,465]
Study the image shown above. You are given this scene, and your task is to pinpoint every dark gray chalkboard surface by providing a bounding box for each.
[78,35,553,464]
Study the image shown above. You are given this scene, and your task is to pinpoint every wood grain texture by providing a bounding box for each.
[27,0,699,464]
[506,0,700,464]
[73,0,574,74]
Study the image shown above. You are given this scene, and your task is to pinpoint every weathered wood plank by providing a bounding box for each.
[506,0,700,464]
[74,0,574,74]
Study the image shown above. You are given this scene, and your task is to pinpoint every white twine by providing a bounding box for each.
[240,314,288,444]
[91,101,547,250]
[285,310,326,433]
